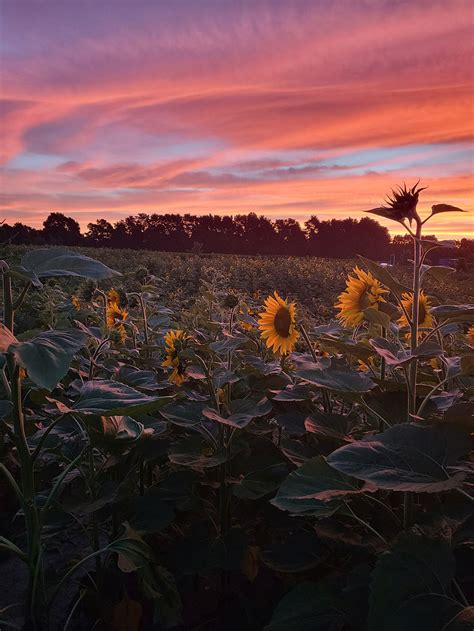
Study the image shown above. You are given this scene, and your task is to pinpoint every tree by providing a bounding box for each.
[84,219,114,246]
[42,212,81,246]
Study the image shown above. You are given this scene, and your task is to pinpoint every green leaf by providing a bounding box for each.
[370,337,442,367]
[317,335,375,362]
[168,436,228,469]
[9,264,42,288]
[129,495,175,533]
[358,255,409,298]
[327,423,470,492]
[272,456,365,513]
[369,532,457,631]
[110,535,153,573]
[20,247,120,279]
[363,306,391,330]
[383,595,466,631]
[160,401,204,427]
[431,305,474,320]
[73,380,174,416]
[272,384,313,401]
[420,264,456,283]
[431,203,466,216]
[264,581,343,631]
[297,365,375,393]
[232,464,288,500]
[304,411,353,443]
[8,329,86,390]
[89,415,145,444]
[202,405,254,429]
[262,531,323,573]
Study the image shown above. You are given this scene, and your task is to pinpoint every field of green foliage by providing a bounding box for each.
[3,245,473,335]
[1,194,473,631]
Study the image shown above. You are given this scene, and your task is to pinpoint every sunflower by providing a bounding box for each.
[398,291,433,333]
[467,326,474,346]
[162,330,191,386]
[107,288,120,305]
[258,292,299,355]
[335,267,389,328]
[106,302,128,329]
[366,181,426,225]
[71,295,82,311]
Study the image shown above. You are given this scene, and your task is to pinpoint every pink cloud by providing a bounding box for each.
[0,0,472,238]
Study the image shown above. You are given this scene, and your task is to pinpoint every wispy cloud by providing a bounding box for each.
[0,0,472,237]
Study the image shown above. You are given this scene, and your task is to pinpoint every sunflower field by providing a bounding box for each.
[0,188,473,630]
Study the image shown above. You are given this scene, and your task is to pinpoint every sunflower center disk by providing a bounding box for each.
[274,307,291,337]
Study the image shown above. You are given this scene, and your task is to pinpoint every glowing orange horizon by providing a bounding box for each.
[1,1,473,240]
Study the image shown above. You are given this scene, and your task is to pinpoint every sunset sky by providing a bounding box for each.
[1,0,473,238]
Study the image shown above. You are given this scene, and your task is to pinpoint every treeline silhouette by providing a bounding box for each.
[1,212,473,262]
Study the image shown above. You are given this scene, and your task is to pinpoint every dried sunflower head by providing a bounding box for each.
[366,181,427,225]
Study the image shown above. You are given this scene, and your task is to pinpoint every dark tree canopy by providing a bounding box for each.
[43,212,81,246]
[1,211,472,262]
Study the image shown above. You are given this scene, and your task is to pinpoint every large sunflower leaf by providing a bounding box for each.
[272,456,365,512]
[369,532,457,631]
[202,406,253,429]
[160,401,205,427]
[431,203,466,216]
[296,365,375,393]
[232,464,289,500]
[264,581,344,631]
[8,329,86,390]
[72,380,174,416]
[327,423,471,492]
[430,304,474,321]
[357,255,409,298]
[20,247,119,279]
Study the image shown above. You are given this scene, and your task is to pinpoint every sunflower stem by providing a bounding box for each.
[300,323,331,413]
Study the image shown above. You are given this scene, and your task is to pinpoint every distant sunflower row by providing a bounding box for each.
[98,272,472,387]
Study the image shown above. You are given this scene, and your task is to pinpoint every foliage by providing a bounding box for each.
[0,187,473,630]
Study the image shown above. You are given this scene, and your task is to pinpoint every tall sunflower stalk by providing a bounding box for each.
[366,182,466,526]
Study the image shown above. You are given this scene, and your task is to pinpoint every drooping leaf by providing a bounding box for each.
[317,335,375,362]
[370,337,442,367]
[272,456,365,512]
[369,531,457,631]
[420,264,456,283]
[232,464,289,500]
[116,365,169,392]
[160,401,205,427]
[264,581,344,631]
[304,411,353,443]
[327,423,471,492]
[431,305,474,321]
[9,264,42,288]
[20,247,120,279]
[168,436,228,469]
[72,380,174,416]
[89,415,145,444]
[431,203,466,216]
[297,364,375,393]
[202,405,253,429]
[272,384,313,401]
[358,255,409,298]
[262,531,324,573]
[8,329,86,390]
[363,306,391,330]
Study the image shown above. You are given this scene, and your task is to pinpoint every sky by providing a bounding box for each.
[0,0,473,238]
